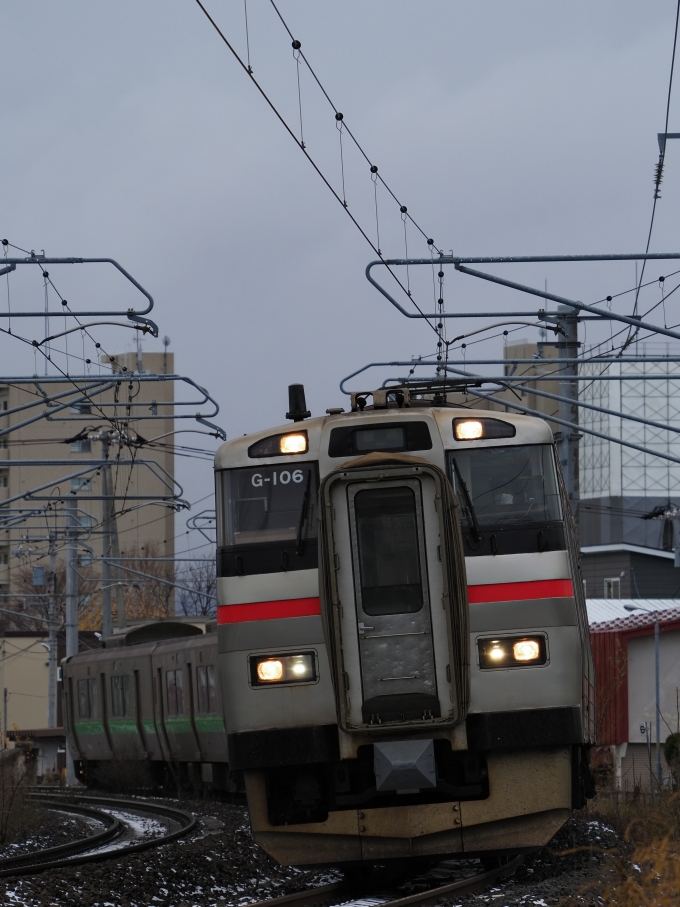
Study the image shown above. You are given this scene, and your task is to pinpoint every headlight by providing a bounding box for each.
[279,433,307,454]
[454,420,484,440]
[453,418,516,441]
[248,431,308,457]
[478,635,546,669]
[249,652,317,686]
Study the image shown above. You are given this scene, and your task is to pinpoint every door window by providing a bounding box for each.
[196,664,218,713]
[166,669,184,716]
[354,486,423,615]
[77,678,99,718]
[111,675,132,717]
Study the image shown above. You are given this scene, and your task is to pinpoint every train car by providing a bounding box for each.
[215,383,595,866]
[63,621,230,789]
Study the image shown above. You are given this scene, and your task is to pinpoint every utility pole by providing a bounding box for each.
[65,499,78,658]
[65,498,78,784]
[47,532,57,728]
[98,432,126,635]
[556,304,581,527]
[111,516,126,631]
[100,436,113,639]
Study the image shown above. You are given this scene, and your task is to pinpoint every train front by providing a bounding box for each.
[214,386,594,866]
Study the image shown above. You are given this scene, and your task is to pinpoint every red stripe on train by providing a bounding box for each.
[467,579,574,603]
[217,597,321,623]
[217,581,573,623]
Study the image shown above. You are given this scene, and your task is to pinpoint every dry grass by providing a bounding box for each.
[561,791,680,905]
[0,746,43,845]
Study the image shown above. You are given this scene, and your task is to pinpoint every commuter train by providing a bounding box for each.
[63,382,596,867]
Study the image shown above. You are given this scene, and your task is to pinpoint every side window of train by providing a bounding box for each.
[111,675,132,718]
[166,669,184,716]
[196,665,217,714]
[77,678,100,719]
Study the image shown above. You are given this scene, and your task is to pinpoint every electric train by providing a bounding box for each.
[63,382,596,867]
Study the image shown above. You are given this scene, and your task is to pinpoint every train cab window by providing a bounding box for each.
[166,669,184,716]
[354,485,424,615]
[110,675,132,718]
[219,464,318,547]
[448,444,564,556]
[196,664,217,714]
[77,678,100,719]
[216,464,319,576]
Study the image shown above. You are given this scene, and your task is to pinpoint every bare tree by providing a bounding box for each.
[12,561,99,632]
[176,557,216,617]
[118,543,175,621]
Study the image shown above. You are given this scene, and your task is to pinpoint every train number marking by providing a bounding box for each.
[251,469,305,487]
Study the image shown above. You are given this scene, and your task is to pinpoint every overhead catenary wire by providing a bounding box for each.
[192,0,441,338]
[627,0,680,339]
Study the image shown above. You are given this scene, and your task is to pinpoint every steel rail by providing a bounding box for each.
[0,800,123,877]
[0,794,197,877]
[245,855,523,907]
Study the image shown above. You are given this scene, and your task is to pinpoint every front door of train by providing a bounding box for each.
[320,462,467,731]
[347,479,439,723]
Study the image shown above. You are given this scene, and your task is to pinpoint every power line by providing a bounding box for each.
[192,0,441,338]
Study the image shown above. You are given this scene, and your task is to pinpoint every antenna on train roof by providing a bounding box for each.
[286,384,311,422]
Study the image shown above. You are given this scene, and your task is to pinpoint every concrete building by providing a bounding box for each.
[579,344,680,551]
[0,351,175,621]
[582,544,680,600]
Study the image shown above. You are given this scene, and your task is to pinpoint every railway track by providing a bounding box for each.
[246,855,523,907]
[0,794,196,877]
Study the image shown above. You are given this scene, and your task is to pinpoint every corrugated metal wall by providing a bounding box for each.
[591,630,628,745]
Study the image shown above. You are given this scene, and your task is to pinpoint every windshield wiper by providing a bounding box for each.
[296,470,312,556]
[451,459,482,545]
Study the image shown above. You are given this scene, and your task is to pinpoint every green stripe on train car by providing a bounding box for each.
[109,719,139,735]
[164,717,193,734]
[75,720,105,736]
[142,719,157,735]
[195,715,226,734]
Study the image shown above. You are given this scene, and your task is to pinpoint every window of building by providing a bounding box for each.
[76,514,94,529]
[78,678,100,719]
[196,664,217,714]
[1,399,7,411]
[71,439,92,453]
[111,675,132,717]
[71,477,91,492]
[0,472,8,489]
[604,577,621,599]
[0,551,8,566]
[166,669,184,716]
[70,402,91,414]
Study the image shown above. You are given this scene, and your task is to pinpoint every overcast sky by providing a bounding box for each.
[2,1,680,536]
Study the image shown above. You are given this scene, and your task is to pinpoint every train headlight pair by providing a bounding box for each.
[478,635,547,669]
[250,652,317,686]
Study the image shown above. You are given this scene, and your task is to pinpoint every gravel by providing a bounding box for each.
[0,800,624,907]
[442,816,623,907]
[0,811,97,860]
[0,797,340,907]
